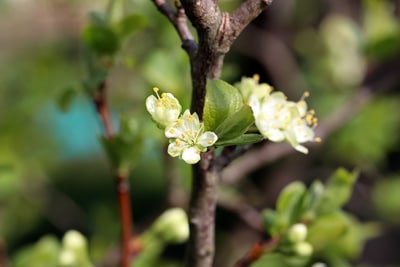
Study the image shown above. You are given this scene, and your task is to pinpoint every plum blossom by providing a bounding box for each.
[165,110,218,164]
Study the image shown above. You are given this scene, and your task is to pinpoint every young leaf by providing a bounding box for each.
[315,168,359,215]
[57,85,79,113]
[82,25,120,55]
[276,182,307,229]
[307,211,349,251]
[203,79,243,131]
[214,105,254,142]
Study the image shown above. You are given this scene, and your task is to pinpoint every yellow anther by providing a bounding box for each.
[303,91,310,97]
[315,137,322,142]
[297,100,306,106]
[253,74,260,82]
[208,140,213,144]
[169,129,175,134]
[175,139,180,145]
[306,114,313,125]
[309,109,315,115]
[153,87,159,93]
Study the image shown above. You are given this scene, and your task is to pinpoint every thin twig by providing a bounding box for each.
[115,171,134,267]
[151,0,197,56]
[233,237,279,267]
[93,81,134,267]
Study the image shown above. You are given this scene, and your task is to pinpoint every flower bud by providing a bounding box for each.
[295,241,313,256]
[152,208,189,244]
[146,88,181,128]
[288,223,308,243]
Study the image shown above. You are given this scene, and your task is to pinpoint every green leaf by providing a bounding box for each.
[100,116,142,172]
[203,79,243,131]
[82,66,108,94]
[250,253,289,267]
[315,168,359,215]
[214,105,254,142]
[262,209,279,236]
[215,134,263,146]
[57,85,79,113]
[114,14,147,39]
[276,182,307,228]
[299,180,325,222]
[82,25,120,55]
[307,211,349,251]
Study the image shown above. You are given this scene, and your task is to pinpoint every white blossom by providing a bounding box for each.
[146,87,181,128]
[251,89,320,154]
[165,110,218,164]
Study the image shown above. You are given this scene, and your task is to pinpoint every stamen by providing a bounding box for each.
[153,87,160,98]
[253,74,260,82]
[315,137,321,142]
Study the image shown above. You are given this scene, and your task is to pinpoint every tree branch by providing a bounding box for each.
[151,0,198,56]
[185,152,219,267]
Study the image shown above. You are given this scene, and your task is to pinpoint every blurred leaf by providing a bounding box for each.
[57,85,79,113]
[82,66,108,94]
[251,253,309,267]
[315,168,359,215]
[203,79,243,131]
[364,34,400,61]
[372,175,400,223]
[329,97,400,168]
[262,209,279,236]
[100,115,142,172]
[307,211,349,251]
[13,236,60,267]
[276,182,307,230]
[114,14,147,39]
[82,25,120,55]
[214,105,254,143]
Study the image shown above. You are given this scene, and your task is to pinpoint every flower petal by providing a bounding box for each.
[198,131,218,147]
[182,147,201,164]
[145,95,157,114]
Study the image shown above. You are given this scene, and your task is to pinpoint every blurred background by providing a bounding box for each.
[0,0,399,266]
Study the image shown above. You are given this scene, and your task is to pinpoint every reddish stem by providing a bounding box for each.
[93,80,134,267]
[94,81,114,138]
[233,237,279,267]
[116,171,134,267]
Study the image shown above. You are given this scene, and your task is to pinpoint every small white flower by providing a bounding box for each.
[165,110,218,164]
[146,87,182,128]
[252,90,320,154]
[254,92,293,142]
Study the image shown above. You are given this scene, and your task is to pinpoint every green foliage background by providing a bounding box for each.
[0,0,399,266]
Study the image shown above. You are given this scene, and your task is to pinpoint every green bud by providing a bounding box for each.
[152,208,189,244]
[295,241,313,256]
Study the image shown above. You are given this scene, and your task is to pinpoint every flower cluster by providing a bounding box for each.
[146,88,218,164]
[237,75,320,154]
